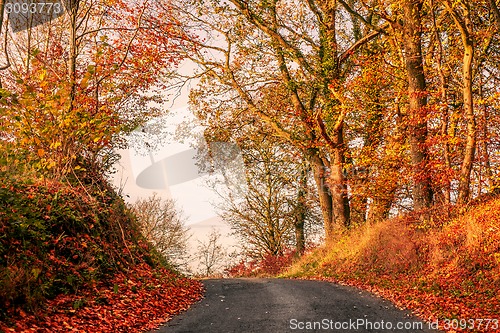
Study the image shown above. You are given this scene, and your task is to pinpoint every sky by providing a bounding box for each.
[111,61,246,227]
[112,107,218,226]
[110,88,243,272]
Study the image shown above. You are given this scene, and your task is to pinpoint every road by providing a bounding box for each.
[153,278,441,333]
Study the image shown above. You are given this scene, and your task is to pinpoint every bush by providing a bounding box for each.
[0,177,156,318]
[130,194,191,271]
[225,249,298,277]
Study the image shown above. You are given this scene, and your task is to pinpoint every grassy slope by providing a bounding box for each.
[0,178,203,332]
[285,199,500,332]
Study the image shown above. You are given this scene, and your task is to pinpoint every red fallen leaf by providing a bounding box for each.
[1,264,204,333]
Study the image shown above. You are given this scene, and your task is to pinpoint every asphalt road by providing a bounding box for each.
[153,278,441,333]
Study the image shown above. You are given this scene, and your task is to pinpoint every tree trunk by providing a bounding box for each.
[431,0,451,204]
[401,0,433,210]
[294,162,308,254]
[479,76,495,191]
[307,148,334,239]
[367,197,392,224]
[318,0,351,231]
[0,0,6,87]
[68,0,79,111]
[457,22,476,204]
[443,0,476,204]
[0,0,5,36]
[328,129,351,230]
[350,195,367,225]
[0,0,7,77]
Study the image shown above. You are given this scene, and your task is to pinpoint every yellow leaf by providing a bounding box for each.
[39,70,47,81]
[80,76,89,89]
[47,161,56,169]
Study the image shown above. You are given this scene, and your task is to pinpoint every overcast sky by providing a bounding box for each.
[111,61,244,226]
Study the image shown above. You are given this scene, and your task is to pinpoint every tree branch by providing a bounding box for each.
[0,22,10,71]
[219,35,300,147]
[229,0,316,76]
[338,0,389,34]
[338,24,387,65]
[488,0,500,30]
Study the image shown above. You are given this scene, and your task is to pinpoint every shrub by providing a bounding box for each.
[285,197,500,325]
[225,249,298,277]
[0,177,157,318]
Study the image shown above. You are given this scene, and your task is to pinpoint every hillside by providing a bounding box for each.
[285,198,500,332]
[0,178,203,332]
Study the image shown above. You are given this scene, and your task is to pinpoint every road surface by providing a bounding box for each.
[153,278,441,333]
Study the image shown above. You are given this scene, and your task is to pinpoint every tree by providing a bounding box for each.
[179,0,500,227]
[425,0,500,202]
[339,41,406,223]
[399,0,434,209]
[130,194,191,270]
[209,133,321,257]
[442,0,481,204]
[340,0,500,210]
[175,0,389,240]
[190,83,322,254]
[0,0,183,179]
[352,0,434,209]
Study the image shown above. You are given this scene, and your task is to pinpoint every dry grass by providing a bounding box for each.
[284,198,500,331]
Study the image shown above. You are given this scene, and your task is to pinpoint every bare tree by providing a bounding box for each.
[208,132,322,258]
[196,228,227,277]
[130,194,191,270]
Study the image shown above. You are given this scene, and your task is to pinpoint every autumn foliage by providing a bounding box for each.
[0,0,205,331]
[286,197,500,332]
[0,263,203,333]
[226,249,300,278]
[2,0,500,330]
[0,177,203,332]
